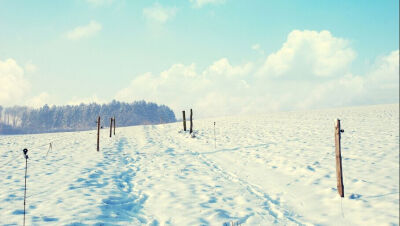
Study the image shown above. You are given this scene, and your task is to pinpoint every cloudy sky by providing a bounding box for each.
[0,0,398,117]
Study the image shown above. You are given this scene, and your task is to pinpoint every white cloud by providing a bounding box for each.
[26,92,51,108]
[66,20,102,40]
[251,43,264,55]
[258,30,356,78]
[190,0,226,8]
[297,74,365,109]
[68,95,106,105]
[25,61,38,73]
[115,29,398,118]
[143,3,177,24]
[363,50,399,104]
[0,58,30,106]
[295,49,399,109]
[115,58,252,117]
[204,58,253,77]
[251,43,260,51]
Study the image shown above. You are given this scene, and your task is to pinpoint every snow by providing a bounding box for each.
[0,104,399,225]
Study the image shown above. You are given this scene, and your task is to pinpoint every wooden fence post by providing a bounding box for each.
[113,116,116,135]
[335,119,344,197]
[110,118,113,138]
[97,116,100,152]
[190,109,193,134]
[182,111,186,131]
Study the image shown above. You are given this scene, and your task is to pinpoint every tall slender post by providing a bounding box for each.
[45,142,52,158]
[97,116,100,152]
[182,111,186,131]
[113,116,116,135]
[110,117,113,138]
[214,122,216,149]
[23,148,28,226]
[190,109,193,134]
[335,119,344,197]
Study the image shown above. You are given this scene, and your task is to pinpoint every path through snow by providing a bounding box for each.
[0,104,398,225]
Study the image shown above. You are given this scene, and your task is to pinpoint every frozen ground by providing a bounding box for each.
[0,104,398,225]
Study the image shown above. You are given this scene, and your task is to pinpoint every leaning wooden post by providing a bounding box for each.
[190,109,193,134]
[97,116,100,152]
[182,111,186,131]
[113,116,116,135]
[109,117,113,138]
[335,119,344,197]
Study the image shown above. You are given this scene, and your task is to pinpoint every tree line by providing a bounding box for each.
[0,100,176,134]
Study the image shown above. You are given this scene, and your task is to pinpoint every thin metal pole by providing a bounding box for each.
[23,148,28,226]
[45,142,52,159]
[214,122,216,149]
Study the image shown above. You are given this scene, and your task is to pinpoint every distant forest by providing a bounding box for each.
[0,100,176,135]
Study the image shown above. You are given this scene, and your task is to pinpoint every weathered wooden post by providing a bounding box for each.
[97,116,100,152]
[182,111,186,131]
[113,116,116,135]
[335,119,344,197]
[109,117,113,138]
[190,109,193,134]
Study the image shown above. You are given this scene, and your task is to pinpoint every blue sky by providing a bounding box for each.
[0,0,398,117]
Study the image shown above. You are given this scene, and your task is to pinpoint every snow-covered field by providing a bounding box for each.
[0,104,398,225]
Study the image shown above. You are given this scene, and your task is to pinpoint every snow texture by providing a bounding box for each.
[0,104,398,225]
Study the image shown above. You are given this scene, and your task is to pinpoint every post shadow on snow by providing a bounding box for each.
[158,143,275,158]
[347,192,396,201]
[204,143,270,155]
[362,192,399,199]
